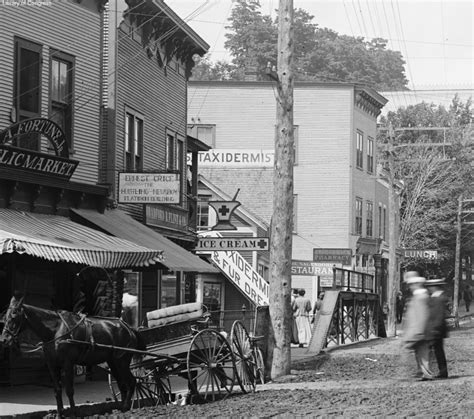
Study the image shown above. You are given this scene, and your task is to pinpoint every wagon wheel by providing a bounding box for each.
[187,329,236,402]
[108,360,174,407]
[230,320,256,393]
[253,346,265,385]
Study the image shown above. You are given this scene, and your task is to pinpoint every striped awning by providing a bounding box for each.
[0,209,164,268]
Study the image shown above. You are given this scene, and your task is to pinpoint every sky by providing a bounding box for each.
[165,0,474,90]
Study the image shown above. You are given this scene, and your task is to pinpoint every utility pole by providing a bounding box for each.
[268,0,294,379]
[453,194,463,325]
[386,124,399,337]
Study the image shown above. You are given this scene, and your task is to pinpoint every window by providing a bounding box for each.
[258,263,269,281]
[356,131,364,169]
[125,110,143,171]
[197,194,211,229]
[378,204,382,238]
[367,136,374,173]
[166,132,175,171]
[176,136,184,173]
[14,37,42,150]
[383,207,387,240]
[187,124,216,148]
[355,197,363,235]
[50,50,74,151]
[366,201,373,237]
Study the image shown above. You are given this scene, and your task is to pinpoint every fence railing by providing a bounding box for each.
[329,267,375,293]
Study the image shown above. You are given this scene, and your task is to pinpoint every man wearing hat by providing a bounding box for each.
[426,278,450,379]
[401,272,434,381]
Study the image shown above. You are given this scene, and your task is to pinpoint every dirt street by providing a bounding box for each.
[109,319,473,418]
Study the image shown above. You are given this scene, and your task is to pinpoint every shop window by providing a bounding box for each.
[203,282,222,326]
[356,131,364,169]
[125,110,143,171]
[367,136,374,173]
[14,37,42,150]
[161,271,180,308]
[355,197,363,235]
[366,201,373,237]
[50,50,74,152]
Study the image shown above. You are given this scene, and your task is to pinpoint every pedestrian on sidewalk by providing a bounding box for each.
[425,278,450,379]
[290,288,299,346]
[293,288,312,348]
[462,284,472,312]
[401,271,435,381]
[396,291,405,324]
[311,291,325,324]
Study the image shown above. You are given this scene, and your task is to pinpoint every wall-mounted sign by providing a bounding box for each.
[0,118,68,158]
[118,173,181,204]
[313,248,352,265]
[0,144,78,180]
[208,200,241,230]
[291,260,341,276]
[145,204,188,232]
[196,237,269,251]
[187,149,274,167]
[210,250,269,306]
[403,249,438,260]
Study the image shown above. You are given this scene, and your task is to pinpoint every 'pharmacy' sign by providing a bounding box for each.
[210,250,269,306]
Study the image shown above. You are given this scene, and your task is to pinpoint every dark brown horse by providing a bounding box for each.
[1,296,142,417]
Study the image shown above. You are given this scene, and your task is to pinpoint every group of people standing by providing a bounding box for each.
[401,271,450,381]
[290,288,325,348]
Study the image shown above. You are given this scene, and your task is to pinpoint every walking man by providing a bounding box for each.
[426,278,450,379]
[401,272,434,381]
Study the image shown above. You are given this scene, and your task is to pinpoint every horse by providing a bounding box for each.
[1,295,143,418]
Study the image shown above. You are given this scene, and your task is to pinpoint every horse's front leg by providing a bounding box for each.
[63,361,76,418]
[46,361,64,418]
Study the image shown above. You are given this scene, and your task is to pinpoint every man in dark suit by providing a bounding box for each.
[426,278,450,379]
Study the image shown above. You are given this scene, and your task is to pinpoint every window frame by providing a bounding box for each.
[355,197,363,236]
[49,49,75,153]
[124,108,144,172]
[197,194,212,230]
[366,201,373,237]
[367,136,374,174]
[356,130,364,169]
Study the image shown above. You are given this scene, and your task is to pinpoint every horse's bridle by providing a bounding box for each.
[2,303,25,343]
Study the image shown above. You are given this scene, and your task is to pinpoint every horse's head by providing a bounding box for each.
[0,295,25,349]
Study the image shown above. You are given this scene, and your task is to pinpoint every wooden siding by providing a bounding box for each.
[113,26,188,220]
[188,83,356,262]
[0,3,102,185]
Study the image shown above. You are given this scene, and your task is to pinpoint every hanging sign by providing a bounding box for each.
[196,237,269,251]
[208,200,241,231]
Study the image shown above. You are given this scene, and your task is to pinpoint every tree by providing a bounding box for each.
[191,0,408,90]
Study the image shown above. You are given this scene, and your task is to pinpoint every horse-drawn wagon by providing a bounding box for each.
[1,296,267,416]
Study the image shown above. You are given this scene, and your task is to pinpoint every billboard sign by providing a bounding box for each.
[118,173,180,204]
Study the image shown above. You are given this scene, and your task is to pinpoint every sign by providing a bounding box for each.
[208,200,241,231]
[210,250,269,306]
[313,248,352,265]
[0,144,78,180]
[187,149,274,167]
[145,204,188,232]
[196,237,269,251]
[118,173,181,204]
[404,249,438,260]
[291,260,340,276]
[0,118,68,157]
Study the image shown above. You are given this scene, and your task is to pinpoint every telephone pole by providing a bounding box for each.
[269,0,294,379]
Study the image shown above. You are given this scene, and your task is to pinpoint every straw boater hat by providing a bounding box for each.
[425,278,447,286]
[403,271,426,284]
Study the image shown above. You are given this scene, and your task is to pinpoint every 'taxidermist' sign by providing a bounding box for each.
[118,173,181,204]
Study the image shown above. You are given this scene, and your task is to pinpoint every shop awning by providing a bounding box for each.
[0,209,164,269]
[70,208,218,273]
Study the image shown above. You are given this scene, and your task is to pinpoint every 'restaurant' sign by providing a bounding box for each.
[196,237,269,251]
[0,144,78,180]
[404,249,438,260]
[291,260,341,276]
[313,248,352,265]
[118,173,181,204]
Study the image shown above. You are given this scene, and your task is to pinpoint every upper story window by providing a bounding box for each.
[356,131,364,169]
[50,50,74,152]
[187,124,216,148]
[125,110,143,171]
[378,204,383,238]
[367,136,374,174]
[355,197,363,235]
[383,207,387,240]
[176,136,184,173]
[14,37,42,150]
[366,201,373,237]
[166,132,175,171]
[197,194,211,229]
